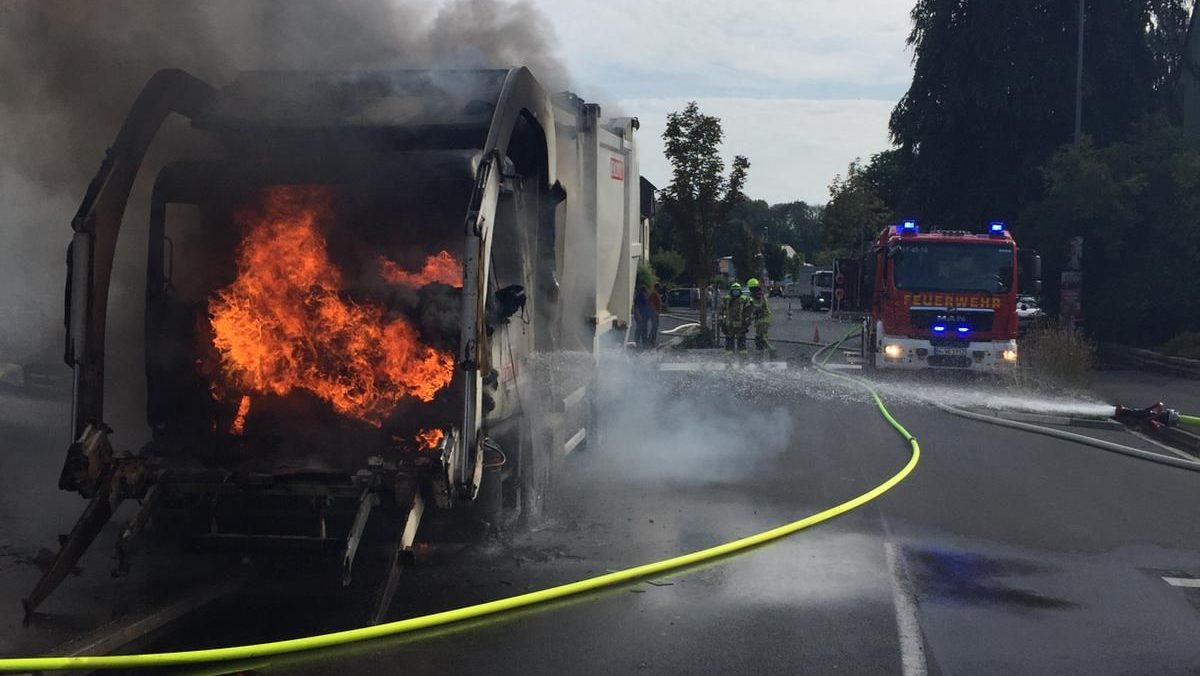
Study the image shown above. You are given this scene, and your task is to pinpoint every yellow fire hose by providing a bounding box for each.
[0,329,917,672]
[1181,413,1200,428]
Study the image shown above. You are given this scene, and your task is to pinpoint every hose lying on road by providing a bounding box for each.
[1181,413,1200,428]
[937,403,1200,473]
[0,331,919,673]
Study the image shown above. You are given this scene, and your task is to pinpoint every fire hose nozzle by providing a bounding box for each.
[1113,402,1180,429]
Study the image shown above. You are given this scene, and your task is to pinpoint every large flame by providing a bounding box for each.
[378,250,461,288]
[208,185,454,427]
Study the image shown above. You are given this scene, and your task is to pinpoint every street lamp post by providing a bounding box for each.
[1074,0,1085,145]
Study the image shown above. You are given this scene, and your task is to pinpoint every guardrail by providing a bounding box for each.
[1098,343,1200,379]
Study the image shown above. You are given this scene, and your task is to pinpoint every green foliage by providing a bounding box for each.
[769,201,824,259]
[1162,332,1200,360]
[891,0,1190,225]
[823,158,891,255]
[786,255,809,281]
[728,221,761,283]
[1021,325,1095,385]
[649,250,686,284]
[1023,120,1200,345]
[636,261,659,292]
[660,101,750,329]
[857,148,909,219]
[762,243,788,281]
[811,250,834,266]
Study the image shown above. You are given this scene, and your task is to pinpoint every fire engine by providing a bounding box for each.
[838,220,1040,371]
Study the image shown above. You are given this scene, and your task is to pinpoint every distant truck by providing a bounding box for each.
[785,267,832,310]
[838,221,1040,371]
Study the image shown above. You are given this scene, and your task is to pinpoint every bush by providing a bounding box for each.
[1162,332,1200,360]
[636,262,658,292]
[650,250,686,284]
[1020,326,1094,385]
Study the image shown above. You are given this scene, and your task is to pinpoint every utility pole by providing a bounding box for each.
[1074,0,1085,145]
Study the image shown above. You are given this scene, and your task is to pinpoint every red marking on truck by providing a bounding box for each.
[499,361,517,384]
[610,157,625,181]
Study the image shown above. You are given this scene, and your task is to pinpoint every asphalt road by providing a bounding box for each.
[2,303,1199,674]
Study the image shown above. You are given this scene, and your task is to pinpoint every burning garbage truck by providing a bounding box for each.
[29,68,649,621]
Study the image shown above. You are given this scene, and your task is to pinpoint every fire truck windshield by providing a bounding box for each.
[892,242,1013,293]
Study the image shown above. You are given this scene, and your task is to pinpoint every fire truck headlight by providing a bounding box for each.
[1001,348,1018,363]
[884,344,904,360]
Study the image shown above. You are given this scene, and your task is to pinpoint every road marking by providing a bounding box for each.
[884,542,928,676]
[1163,577,1200,588]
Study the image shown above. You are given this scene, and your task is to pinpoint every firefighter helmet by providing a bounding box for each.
[730,282,742,290]
[746,278,760,289]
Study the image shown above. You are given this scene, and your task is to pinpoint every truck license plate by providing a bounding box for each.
[933,347,967,357]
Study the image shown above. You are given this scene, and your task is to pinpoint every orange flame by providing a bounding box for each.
[208,186,454,427]
[415,428,445,450]
[230,395,251,435]
[378,250,461,288]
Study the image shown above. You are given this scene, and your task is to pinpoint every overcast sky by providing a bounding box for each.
[532,0,915,204]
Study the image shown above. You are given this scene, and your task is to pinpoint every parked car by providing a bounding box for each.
[1017,295,1046,321]
[666,287,700,309]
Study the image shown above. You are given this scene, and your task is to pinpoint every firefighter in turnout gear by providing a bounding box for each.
[746,278,776,358]
[721,282,751,354]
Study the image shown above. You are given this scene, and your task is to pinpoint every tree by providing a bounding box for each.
[890,0,1190,226]
[822,159,891,256]
[728,219,761,283]
[1023,119,1200,345]
[768,200,823,258]
[762,243,788,281]
[660,101,750,335]
[786,253,808,282]
[857,148,910,219]
[649,250,686,284]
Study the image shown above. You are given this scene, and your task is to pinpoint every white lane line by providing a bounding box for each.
[1163,577,1200,588]
[884,542,929,676]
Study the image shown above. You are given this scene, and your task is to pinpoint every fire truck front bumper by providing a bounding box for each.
[875,335,1018,372]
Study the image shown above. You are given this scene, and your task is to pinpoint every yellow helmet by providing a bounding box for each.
[746,278,760,289]
[729,282,742,290]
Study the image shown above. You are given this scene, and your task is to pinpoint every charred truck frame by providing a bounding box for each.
[29,68,648,620]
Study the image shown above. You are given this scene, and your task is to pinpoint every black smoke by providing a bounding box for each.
[0,0,567,448]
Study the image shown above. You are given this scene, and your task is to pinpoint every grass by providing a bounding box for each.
[1020,325,1094,385]
[1161,332,1200,360]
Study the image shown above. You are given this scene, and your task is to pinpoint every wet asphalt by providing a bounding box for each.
[2,303,1199,675]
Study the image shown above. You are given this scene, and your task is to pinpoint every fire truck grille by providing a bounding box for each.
[909,308,994,332]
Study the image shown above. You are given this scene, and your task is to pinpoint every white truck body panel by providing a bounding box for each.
[552,97,641,354]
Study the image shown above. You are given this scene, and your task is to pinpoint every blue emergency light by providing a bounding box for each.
[957,326,970,334]
[988,221,1005,236]
[933,324,946,333]
[901,219,919,235]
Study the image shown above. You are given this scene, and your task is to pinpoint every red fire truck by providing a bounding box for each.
[841,220,1040,372]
